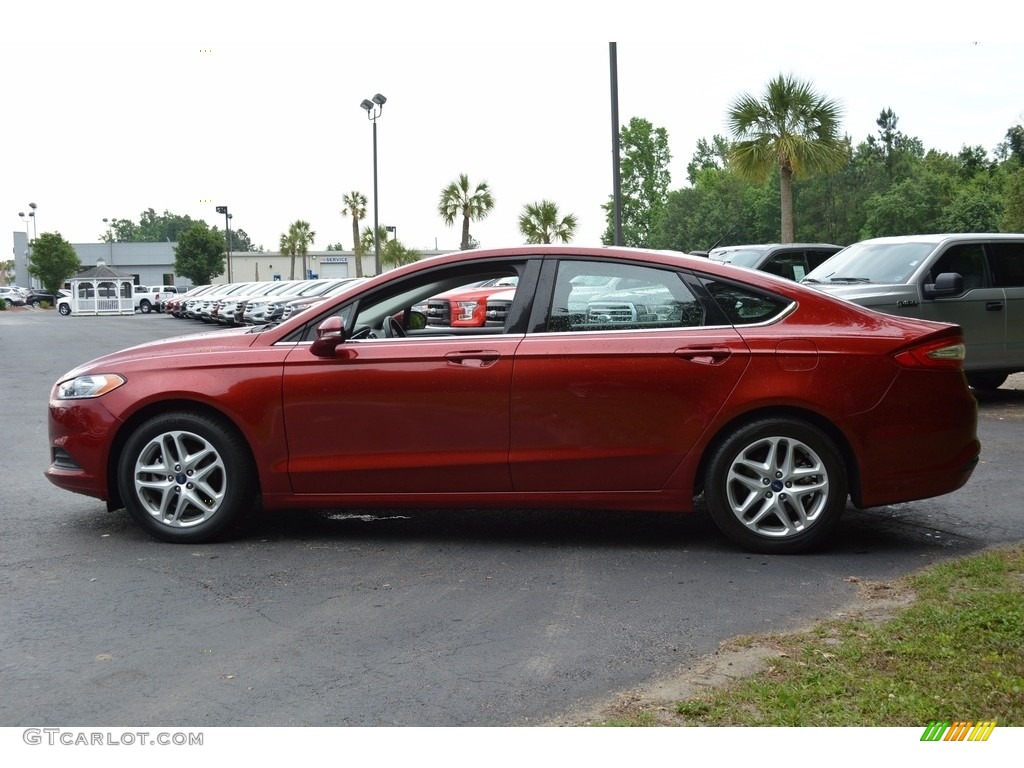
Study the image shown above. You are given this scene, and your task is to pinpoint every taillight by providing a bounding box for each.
[894,338,966,369]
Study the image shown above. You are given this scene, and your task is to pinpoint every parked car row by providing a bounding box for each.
[2,286,72,309]
[162,278,366,327]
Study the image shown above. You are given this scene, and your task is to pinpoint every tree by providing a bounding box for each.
[381,239,421,269]
[1,259,15,285]
[27,232,81,294]
[727,74,847,242]
[359,225,389,256]
[601,117,672,247]
[686,135,730,184]
[1002,168,1024,231]
[437,173,495,250]
[341,191,368,277]
[518,200,578,244]
[174,223,225,285]
[279,229,298,280]
[290,220,316,279]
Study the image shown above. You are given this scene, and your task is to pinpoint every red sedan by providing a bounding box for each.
[45,246,980,553]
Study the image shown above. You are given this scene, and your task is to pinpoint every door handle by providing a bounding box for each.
[445,350,500,368]
[675,346,732,365]
[985,301,1004,312]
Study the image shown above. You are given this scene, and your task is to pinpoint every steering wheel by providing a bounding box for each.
[382,315,406,338]
[349,326,373,340]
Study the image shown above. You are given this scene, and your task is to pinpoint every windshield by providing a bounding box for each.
[802,241,936,284]
[716,248,768,268]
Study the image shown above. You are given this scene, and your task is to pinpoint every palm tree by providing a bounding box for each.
[289,220,316,279]
[727,74,847,242]
[341,191,367,278]
[279,229,298,280]
[437,173,495,250]
[381,239,421,269]
[518,200,578,244]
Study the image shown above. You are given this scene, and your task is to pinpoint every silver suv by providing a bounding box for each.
[802,233,1024,390]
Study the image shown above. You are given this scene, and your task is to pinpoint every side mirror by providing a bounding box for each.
[310,315,347,357]
[407,309,427,330]
[923,272,964,299]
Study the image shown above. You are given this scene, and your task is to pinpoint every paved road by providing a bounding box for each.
[1,310,1021,726]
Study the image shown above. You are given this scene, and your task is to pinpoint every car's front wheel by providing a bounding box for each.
[58,302,71,316]
[704,418,847,554]
[117,411,256,543]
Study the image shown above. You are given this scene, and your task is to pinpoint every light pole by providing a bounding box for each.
[19,204,36,288]
[216,205,231,282]
[360,93,386,275]
[102,217,115,265]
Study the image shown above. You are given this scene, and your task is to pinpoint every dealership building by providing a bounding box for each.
[10,231,446,290]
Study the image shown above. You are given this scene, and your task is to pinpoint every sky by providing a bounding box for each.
[5,2,1023,261]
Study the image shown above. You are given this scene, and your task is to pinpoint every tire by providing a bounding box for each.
[704,418,847,554]
[140,300,152,314]
[58,302,72,316]
[966,372,1007,391]
[117,411,256,543]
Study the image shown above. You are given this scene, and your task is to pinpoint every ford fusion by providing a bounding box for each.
[46,246,980,553]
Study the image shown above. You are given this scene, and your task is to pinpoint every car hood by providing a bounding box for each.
[802,282,905,306]
[57,326,261,380]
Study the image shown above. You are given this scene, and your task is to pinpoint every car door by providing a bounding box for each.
[508,258,751,492]
[920,242,1006,369]
[280,260,536,496]
[988,241,1024,368]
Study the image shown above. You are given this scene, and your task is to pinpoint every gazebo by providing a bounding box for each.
[69,260,135,315]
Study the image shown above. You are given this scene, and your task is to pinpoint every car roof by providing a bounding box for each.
[856,233,1023,245]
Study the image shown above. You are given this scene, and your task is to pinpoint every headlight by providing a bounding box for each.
[56,374,126,399]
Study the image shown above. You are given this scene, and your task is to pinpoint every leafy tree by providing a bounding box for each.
[324,242,346,251]
[437,173,495,250]
[1002,168,1024,231]
[104,209,259,250]
[518,200,578,244]
[686,135,730,184]
[174,223,225,285]
[341,191,368,277]
[1,259,15,285]
[939,185,1003,231]
[27,232,81,293]
[602,117,672,247]
[995,124,1024,166]
[727,74,847,242]
[229,228,260,253]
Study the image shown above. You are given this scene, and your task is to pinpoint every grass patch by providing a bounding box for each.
[599,544,1024,726]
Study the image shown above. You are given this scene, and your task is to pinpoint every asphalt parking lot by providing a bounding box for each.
[1,309,1022,726]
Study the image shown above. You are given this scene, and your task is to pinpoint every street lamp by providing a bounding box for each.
[102,217,115,265]
[360,92,386,275]
[19,204,36,287]
[216,205,231,282]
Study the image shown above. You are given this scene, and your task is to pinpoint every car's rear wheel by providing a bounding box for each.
[704,418,847,554]
[966,372,1008,391]
[117,411,256,543]
[139,300,152,314]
